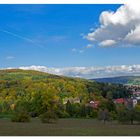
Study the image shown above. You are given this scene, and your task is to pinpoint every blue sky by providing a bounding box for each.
[1,4,140,78]
[0,4,121,67]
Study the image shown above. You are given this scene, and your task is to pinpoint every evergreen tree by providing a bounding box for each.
[66,100,73,117]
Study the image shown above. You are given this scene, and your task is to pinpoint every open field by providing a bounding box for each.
[0,118,140,136]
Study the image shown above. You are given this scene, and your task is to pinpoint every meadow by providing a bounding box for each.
[0,118,140,136]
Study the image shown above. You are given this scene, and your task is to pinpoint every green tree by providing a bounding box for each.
[106,91,113,100]
[11,100,30,122]
[66,100,73,117]
[133,104,140,123]
[80,104,86,117]
[117,107,140,125]
[40,110,58,123]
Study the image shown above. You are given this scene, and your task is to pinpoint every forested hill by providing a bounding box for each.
[0,69,98,94]
[0,69,131,118]
[0,69,95,86]
[0,69,102,109]
[0,69,130,101]
[93,76,140,85]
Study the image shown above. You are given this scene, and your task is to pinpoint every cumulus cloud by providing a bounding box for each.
[99,40,116,47]
[15,64,140,79]
[86,3,140,47]
[124,25,140,45]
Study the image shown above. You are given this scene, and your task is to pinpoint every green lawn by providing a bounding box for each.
[0,118,140,136]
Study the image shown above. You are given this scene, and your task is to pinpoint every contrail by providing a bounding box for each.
[0,29,44,48]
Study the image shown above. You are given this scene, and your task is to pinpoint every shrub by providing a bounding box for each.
[117,109,132,124]
[40,110,58,123]
[109,111,117,120]
[29,112,38,117]
[11,112,30,122]
[90,109,98,118]
[57,110,70,118]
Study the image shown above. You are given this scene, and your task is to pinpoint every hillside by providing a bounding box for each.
[0,69,104,116]
[0,69,100,98]
[93,76,140,85]
[0,69,131,119]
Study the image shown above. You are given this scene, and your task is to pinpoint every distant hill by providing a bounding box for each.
[93,76,140,85]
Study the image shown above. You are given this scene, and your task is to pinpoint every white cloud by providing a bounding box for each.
[124,25,140,45]
[86,4,140,47]
[16,64,140,79]
[79,50,84,53]
[99,40,116,47]
[6,56,15,60]
[86,44,93,49]
[72,44,93,54]
[72,48,77,52]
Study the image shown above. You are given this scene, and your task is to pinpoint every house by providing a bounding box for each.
[88,100,100,109]
[63,97,81,104]
[132,91,140,104]
[114,98,137,108]
[132,99,137,107]
[114,98,124,104]
[114,98,132,108]
[132,91,140,96]
[136,97,140,100]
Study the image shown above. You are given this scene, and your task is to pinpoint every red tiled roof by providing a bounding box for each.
[89,101,100,108]
[115,98,124,103]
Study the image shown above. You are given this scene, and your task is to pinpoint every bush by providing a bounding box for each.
[11,112,30,122]
[57,110,70,118]
[29,112,38,117]
[90,109,98,118]
[117,109,131,124]
[109,111,117,120]
[40,110,58,123]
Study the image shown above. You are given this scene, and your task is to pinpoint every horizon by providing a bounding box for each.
[0,4,140,78]
[1,64,140,79]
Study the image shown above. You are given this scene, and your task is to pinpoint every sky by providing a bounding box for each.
[1,4,140,78]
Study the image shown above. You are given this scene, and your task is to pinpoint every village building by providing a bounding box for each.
[114,98,124,104]
[114,97,138,108]
[132,99,138,107]
[63,97,81,104]
[86,100,100,109]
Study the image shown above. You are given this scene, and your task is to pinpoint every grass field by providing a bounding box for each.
[0,118,140,136]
